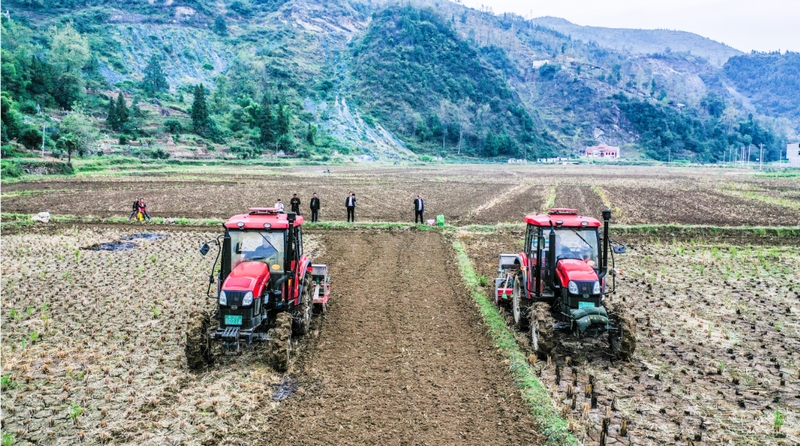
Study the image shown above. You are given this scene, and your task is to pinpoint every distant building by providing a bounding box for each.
[584,144,620,159]
[537,157,575,164]
[788,143,800,167]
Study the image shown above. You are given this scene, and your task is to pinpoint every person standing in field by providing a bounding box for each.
[310,192,321,222]
[345,192,356,222]
[138,198,152,221]
[128,198,140,220]
[290,194,301,214]
[274,198,284,213]
[413,194,425,224]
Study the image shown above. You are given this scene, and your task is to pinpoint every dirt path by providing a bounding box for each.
[269,230,540,445]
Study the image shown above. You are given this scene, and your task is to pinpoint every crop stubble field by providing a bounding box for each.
[2,164,799,445]
[461,229,800,445]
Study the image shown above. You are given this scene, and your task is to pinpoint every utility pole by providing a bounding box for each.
[759,143,764,170]
[747,144,752,168]
[42,121,46,158]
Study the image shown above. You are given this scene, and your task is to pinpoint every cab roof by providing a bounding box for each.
[524,208,601,228]
[224,208,304,230]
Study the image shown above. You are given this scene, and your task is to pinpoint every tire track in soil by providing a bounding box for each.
[269,230,541,445]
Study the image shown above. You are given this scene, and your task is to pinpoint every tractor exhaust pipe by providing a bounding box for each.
[284,212,297,302]
[221,229,232,282]
[601,209,611,279]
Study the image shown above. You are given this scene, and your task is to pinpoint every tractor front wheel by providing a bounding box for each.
[185,311,211,371]
[531,302,555,357]
[511,274,529,330]
[269,312,293,372]
[609,307,637,361]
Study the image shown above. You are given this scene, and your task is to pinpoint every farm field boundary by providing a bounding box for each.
[3,213,799,239]
[451,238,579,446]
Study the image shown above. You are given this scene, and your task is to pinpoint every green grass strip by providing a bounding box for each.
[451,238,579,446]
[542,185,557,213]
[0,213,226,231]
[4,213,798,239]
[723,189,800,211]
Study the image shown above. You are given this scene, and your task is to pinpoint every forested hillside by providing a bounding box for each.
[723,52,800,121]
[0,0,794,166]
[350,7,559,158]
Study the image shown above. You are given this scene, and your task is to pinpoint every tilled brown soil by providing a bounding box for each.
[554,185,606,220]
[5,164,800,226]
[268,230,542,445]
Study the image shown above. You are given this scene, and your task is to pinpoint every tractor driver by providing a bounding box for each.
[248,238,278,263]
[581,246,597,266]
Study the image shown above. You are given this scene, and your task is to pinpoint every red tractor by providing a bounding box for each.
[186,208,330,372]
[494,209,636,359]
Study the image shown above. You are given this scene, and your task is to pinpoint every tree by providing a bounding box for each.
[275,102,290,137]
[52,71,84,109]
[142,55,168,96]
[106,97,118,130]
[191,84,210,134]
[59,108,98,165]
[306,123,317,145]
[213,15,228,36]
[257,94,276,146]
[115,93,129,130]
[454,99,474,155]
[49,23,90,73]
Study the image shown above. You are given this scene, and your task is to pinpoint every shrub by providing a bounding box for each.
[163,119,183,134]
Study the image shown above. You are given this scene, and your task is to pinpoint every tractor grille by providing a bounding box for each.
[224,291,248,306]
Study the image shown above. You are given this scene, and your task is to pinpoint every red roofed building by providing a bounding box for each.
[584,144,620,159]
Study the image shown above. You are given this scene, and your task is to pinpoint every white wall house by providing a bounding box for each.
[788,143,800,167]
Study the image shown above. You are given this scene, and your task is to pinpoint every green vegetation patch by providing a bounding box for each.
[452,238,578,446]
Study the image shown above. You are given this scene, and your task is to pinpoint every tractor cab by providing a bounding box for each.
[190,208,330,367]
[495,208,636,360]
[524,208,605,307]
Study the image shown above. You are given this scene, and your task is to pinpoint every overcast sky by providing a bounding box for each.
[459,0,800,53]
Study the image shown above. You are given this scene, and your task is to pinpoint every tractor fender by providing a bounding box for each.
[294,256,312,304]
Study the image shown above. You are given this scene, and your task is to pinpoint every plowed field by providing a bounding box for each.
[269,230,539,444]
[4,164,799,226]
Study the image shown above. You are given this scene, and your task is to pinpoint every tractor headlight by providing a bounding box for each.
[219,290,227,305]
[242,291,254,306]
[593,281,601,295]
[568,281,578,294]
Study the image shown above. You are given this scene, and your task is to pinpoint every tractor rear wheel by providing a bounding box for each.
[609,307,637,361]
[269,312,293,372]
[531,302,555,357]
[511,274,529,330]
[292,279,313,336]
[185,311,211,371]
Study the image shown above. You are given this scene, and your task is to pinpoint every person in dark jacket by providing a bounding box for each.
[345,192,356,222]
[413,194,425,224]
[290,194,301,214]
[128,199,140,220]
[310,192,321,222]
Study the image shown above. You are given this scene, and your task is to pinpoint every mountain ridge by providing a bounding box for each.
[530,16,743,67]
